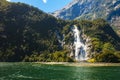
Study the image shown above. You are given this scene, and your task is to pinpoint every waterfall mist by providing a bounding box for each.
[72,25,88,61]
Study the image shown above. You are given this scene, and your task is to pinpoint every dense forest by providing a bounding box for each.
[0,0,69,62]
[0,0,120,62]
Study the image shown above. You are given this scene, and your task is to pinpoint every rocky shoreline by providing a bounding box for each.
[35,62,120,67]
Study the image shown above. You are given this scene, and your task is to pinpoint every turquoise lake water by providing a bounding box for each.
[0,63,120,80]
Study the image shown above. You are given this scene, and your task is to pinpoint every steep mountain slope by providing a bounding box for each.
[0,0,68,61]
[0,0,120,62]
[52,0,120,34]
[61,19,120,62]
[53,0,120,20]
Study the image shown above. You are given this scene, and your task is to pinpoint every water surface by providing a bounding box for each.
[0,63,120,80]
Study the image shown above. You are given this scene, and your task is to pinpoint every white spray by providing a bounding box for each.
[72,25,87,61]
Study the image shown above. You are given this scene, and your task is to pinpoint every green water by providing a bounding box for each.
[0,63,120,80]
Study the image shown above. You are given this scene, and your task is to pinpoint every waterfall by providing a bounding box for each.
[72,25,87,61]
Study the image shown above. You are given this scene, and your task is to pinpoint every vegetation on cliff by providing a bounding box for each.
[0,0,120,62]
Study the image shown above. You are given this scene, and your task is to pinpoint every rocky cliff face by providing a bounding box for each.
[56,25,92,61]
[55,19,120,61]
[52,0,120,34]
[53,0,120,20]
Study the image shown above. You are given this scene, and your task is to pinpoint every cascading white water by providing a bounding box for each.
[72,25,87,61]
